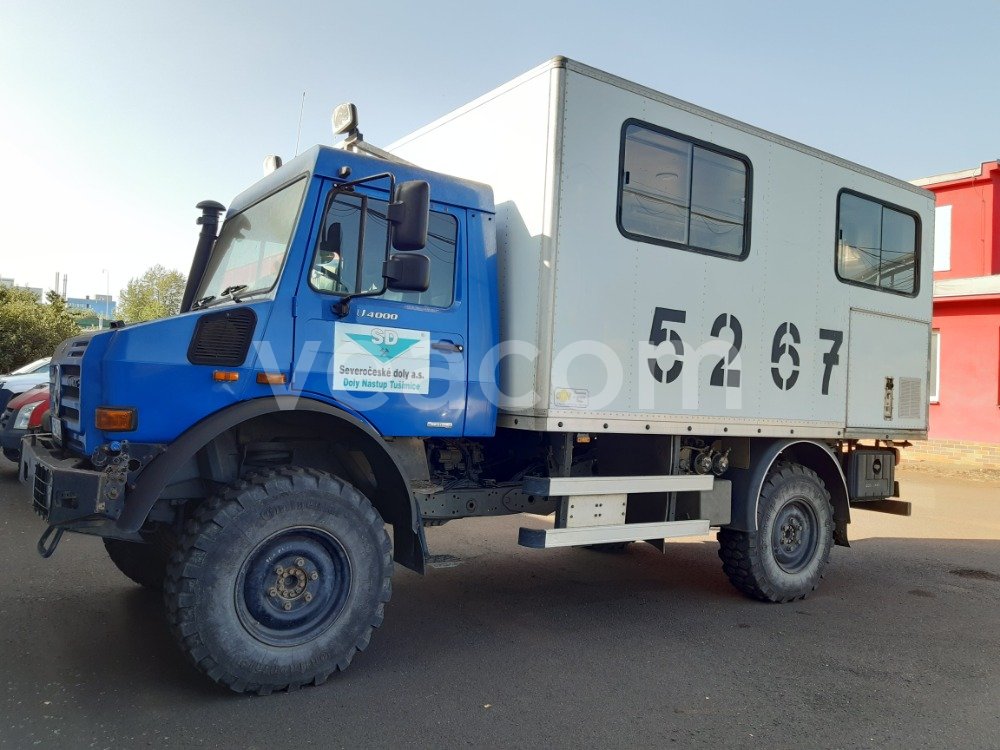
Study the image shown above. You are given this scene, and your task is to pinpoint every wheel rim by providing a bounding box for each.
[235,526,352,647]
[770,498,818,574]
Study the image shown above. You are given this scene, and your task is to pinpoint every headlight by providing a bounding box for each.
[13,402,40,430]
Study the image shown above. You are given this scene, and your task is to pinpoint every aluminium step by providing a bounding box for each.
[518,519,711,549]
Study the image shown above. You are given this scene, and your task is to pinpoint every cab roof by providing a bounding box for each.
[226,144,495,217]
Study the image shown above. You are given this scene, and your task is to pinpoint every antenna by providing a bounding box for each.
[294,91,306,156]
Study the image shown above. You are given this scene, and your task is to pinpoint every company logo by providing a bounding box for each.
[347,328,422,363]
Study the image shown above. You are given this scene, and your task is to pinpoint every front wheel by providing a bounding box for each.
[164,467,392,694]
[104,530,174,590]
[718,461,833,602]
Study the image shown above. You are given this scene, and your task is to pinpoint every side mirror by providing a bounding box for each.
[388,180,430,251]
[384,253,430,292]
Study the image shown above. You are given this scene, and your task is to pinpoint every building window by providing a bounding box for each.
[618,120,751,259]
[930,329,940,403]
[933,205,952,272]
[836,190,919,295]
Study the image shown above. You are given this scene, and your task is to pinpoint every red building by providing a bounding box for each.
[910,160,1000,462]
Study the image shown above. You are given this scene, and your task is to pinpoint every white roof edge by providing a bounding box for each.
[911,165,985,187]
[933,275,1000,298]
[560,59,931,199]
[388,57,563,151]
[390,56,933,200]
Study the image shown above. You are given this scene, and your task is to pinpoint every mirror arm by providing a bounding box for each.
[328,172,397,319]
[330,283,386,319]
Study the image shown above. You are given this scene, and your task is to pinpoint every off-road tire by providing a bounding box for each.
[718,461,833,603]
[164,467,392,694]
[103,530,175,591]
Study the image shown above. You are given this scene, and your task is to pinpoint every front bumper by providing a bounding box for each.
[19,434,124,527]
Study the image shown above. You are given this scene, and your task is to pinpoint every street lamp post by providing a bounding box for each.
[102,269,110,328]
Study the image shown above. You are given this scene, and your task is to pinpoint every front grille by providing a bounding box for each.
[187,307,257,366]
[33,463,52,517]
[0,407,12,430]
[66,338,89,359]
[58,364,82,425]
[53,335,91,451]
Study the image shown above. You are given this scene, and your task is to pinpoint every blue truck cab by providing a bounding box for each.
[25,143,501,563]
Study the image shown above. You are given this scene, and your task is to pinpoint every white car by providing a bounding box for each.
[0,357,52,413]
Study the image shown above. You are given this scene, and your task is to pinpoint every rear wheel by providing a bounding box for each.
[164,467,392,694]
[718,461,833,602]
[583,542,631,553]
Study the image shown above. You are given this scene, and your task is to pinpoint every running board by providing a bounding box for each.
[523,474,713,496]
[518,519,711,549]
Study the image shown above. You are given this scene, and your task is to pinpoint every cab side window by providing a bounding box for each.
[310,191,457,308]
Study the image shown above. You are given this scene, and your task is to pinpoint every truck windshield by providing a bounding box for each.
[195,177,307,305]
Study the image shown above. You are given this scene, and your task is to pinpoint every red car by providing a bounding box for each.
[0,384,50,463]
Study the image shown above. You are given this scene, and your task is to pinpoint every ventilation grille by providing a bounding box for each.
[898,377,922,420]
[187,308,257,366]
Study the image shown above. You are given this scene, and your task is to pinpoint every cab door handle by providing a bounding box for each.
[432,340,464,353]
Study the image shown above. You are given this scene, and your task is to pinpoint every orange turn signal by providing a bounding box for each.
[212,371,240,382]
[256,372,287,385]
[95,407,137,432]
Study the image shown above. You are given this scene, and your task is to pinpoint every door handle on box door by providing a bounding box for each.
[432,340,463,353]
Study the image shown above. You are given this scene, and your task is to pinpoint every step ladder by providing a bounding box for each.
[517,474,714,549]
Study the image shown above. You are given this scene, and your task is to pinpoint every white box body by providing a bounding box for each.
[389,58,934,440]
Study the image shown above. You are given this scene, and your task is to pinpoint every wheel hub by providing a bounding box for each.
[273,562,312,601]
[236,528,351,646]
[771,499,818,574]
[779,516,804,551]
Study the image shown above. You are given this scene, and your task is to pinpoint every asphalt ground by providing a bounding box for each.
[0,460,998,749]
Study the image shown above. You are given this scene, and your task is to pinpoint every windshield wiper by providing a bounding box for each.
[232,287,271,303]
[196,286,272,309]
[196,285,250,310]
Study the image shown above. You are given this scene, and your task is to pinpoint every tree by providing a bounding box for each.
[117,265,187,323]
[0,287,81,373]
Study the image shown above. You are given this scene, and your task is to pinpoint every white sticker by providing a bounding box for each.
[552,387,589,409]
[334,322,430,394]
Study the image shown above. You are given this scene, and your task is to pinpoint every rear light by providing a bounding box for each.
[95,407,137,432]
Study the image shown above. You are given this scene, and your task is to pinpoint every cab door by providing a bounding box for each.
[292,182,468,437]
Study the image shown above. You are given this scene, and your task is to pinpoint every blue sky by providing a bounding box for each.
[1,0,997,299]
